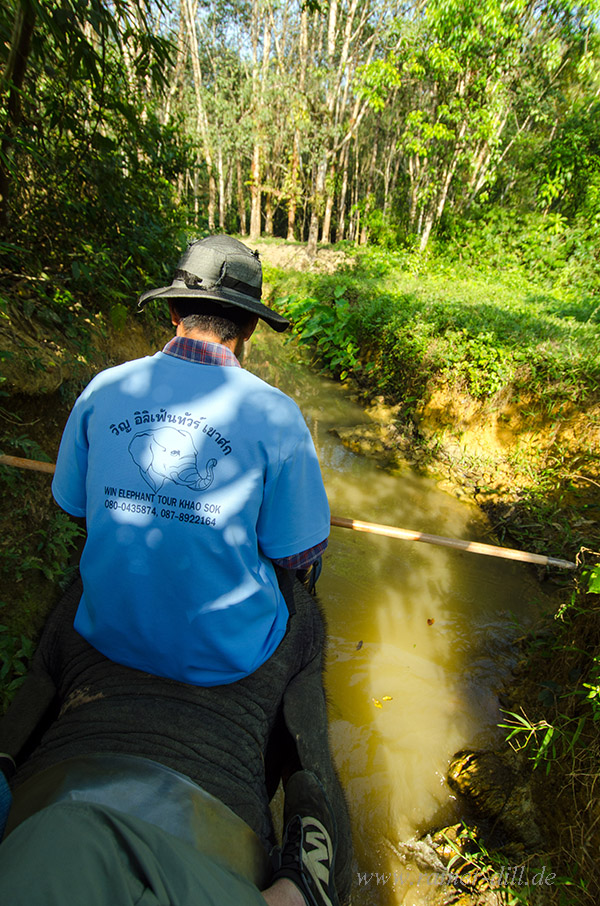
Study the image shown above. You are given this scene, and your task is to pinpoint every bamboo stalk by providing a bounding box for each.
[330,516,576,570]
[0,454,577,569]
[0,453,56,474]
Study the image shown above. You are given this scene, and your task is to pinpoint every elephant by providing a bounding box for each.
[0,577,353,904]
[128,427,217,493]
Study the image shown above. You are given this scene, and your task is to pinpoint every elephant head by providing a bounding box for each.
[128,427,217,493]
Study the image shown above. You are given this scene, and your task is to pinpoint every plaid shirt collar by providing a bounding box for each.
[162,336,241,368]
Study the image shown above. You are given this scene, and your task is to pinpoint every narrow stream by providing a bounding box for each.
[247,328,548,905]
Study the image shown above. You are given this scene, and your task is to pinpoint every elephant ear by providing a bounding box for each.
[128,430,168,472]
[129,432,155,472]
[129,432,168,493]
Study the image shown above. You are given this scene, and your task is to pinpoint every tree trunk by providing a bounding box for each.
[0,0,36,229]
[250,144,261,240]
[408,155,423,233]
[349,147,360,241]
[264,191,274,236]
[354,208,361,245]
[337,142,350,241]
[163,10,186,126]
[418,209,435,252]
[287,132,300,241]
[286,8,307,242]
[321,191,334,244]
[419,118,468,250]
[181,0,215,230]
[194,168,200,223]
[307,155,327,258]
[207,173,216,231]
[236,159,247,236]
[217,145,225,230]
[321,150,336,244]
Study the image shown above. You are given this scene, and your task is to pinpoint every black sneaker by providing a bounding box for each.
[271,812,339,906]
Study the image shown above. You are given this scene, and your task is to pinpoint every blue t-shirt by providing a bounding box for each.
[51,346,330,686]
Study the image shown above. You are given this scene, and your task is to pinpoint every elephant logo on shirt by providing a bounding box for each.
[128,427,217,494]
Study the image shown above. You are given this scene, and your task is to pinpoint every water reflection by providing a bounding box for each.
[247,328,547,904]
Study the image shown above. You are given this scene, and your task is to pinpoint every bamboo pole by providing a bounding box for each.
[0,453,56,474]
[0,454,577,569]
[330,516,576,570]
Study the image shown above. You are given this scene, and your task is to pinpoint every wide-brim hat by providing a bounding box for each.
[137,235,289,332]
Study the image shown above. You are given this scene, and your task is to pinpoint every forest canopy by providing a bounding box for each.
[0,0,599,291]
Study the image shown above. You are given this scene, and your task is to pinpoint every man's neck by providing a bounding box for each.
[175,325,243,359]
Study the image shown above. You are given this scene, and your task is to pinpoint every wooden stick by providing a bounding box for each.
[0,453,56,474]
[330,515,576,570]
[0,454,577,569]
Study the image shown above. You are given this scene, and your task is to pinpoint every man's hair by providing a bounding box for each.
[171,300,255,343]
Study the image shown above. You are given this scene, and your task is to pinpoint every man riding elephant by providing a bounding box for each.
[0,235,351,904]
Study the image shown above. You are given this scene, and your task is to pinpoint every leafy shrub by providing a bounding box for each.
[278,285,363,381]
[0,613,35,711]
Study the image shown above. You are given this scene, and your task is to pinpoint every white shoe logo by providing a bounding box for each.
[303,818,334,906]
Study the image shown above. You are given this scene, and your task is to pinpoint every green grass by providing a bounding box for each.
[267,245,600,406]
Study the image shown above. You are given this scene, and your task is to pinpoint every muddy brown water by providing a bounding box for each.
[247,328,549,905]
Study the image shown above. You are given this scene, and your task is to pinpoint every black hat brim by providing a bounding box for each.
[138,283,290,333]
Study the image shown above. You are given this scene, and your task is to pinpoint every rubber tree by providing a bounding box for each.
[356,0,600,250]
[305,0,390,255]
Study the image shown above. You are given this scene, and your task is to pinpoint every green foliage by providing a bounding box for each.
[355,54,402,112]
[360,209,403,251]
[0,449,84,583]
[498,564,600,804]
[499,708,587,774]
[0,432,85,708]
[585,565,600,595]
[443,329,514,398]
[442,824,529,903]
[537,100,600,223]
[110,302,129,331]
[277,286,362,381]
[442,206,600,305]
[269,237,599,414]
[442,822,583,905]
[0,0,192,314]
[0,609,35,711]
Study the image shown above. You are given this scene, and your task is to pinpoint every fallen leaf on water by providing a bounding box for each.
[372,698,383,708]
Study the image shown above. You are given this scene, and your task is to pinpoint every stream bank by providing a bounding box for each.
[253,240,599,903]
[293,378,600,905]
[257,239,599,570]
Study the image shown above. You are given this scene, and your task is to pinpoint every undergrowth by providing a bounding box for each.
[453,561,600,906]
[267,245,600,564]
[268,248,599,407]
[0,431,84,713]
